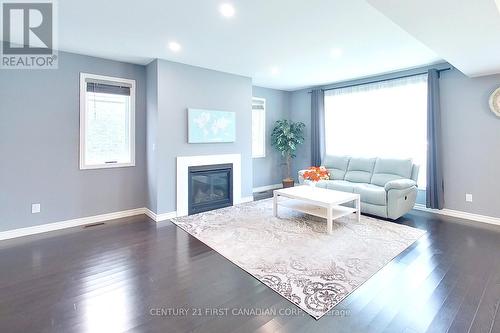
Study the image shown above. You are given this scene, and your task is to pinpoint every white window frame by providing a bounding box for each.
[79,73,136,170]
[252,97,266,158]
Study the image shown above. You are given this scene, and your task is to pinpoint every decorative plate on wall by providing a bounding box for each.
[489,87,500,117]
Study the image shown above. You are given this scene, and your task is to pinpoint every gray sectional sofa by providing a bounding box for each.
[298,155,419,220]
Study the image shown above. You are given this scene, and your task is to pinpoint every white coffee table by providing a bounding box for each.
[273,185,361,234]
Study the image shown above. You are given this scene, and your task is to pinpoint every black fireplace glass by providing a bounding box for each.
[188,164,233,215]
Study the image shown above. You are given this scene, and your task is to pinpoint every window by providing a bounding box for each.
[252,97,266,158]
[80,73,135,169]
[324,74,428,187]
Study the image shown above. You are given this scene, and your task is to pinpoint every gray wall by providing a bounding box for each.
[149,59,253,214]
[440,70,500,217]
[289,66,500,217]
[146,60,159,212]
[0,54,255,230]
[289,88,312,181]
[0,51,147,232]
[2,51,497,233]
[251,86,291,188]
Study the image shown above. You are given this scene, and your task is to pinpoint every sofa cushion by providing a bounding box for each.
[361,202,388,218]
[410,164,420,183]
[344,157,376,183]
[324,180,355,193]
[322,155,351,180]
[371,158,413,187]
[314,180,329,189]
[353,183,387,206]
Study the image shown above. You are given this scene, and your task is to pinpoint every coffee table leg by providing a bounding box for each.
[327,205,333,234]
[356,197,361,222]
[273,192,278,217]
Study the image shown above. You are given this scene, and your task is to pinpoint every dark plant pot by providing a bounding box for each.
[282,179,294,188]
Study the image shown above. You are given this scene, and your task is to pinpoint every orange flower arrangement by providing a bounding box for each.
[302,166,330,182]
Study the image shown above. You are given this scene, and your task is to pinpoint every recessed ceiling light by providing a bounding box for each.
[496,0,500,13]
[219,3,235,18]
[330,48,343,59]
[168,41,181,52]
[271,67,279,75]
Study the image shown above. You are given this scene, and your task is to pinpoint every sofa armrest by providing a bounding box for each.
[298,170,308,184]
[384,179,417,191]
[386,185,418,220]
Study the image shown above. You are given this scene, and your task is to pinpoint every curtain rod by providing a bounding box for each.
[308,67,452,93]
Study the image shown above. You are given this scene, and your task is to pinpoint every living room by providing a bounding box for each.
[1,1,500,332]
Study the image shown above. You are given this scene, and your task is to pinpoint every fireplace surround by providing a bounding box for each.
[176,154,243,217]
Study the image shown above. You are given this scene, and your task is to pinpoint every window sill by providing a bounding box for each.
[80,162,135,170]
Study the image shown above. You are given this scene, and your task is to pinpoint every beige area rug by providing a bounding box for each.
[171,199,425,319]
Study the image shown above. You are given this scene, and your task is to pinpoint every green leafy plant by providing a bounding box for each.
[271,120,306,180]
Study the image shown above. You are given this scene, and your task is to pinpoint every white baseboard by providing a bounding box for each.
[144,208,177,222]
[239,196,254,203]
[0,208,145,241]
[152,198,253,221]
[253,184,282,193]
[157,211,178,222]
[413,204,500,227]
[144,208,157,221]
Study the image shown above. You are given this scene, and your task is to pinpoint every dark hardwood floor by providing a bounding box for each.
[0,199,499,333]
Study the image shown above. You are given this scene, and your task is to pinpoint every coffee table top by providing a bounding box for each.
[274,185,359,206]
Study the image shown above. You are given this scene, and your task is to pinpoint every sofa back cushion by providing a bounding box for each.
[410,164,420,183]
[322,155,351,180]
[370,158,413,187]
[344,157,376,183]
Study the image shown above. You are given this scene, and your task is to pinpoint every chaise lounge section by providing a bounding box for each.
[298,156,419,220]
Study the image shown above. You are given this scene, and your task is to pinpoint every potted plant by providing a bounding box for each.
[271,120,306,188]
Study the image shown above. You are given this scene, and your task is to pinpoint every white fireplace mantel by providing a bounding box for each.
[176,154,242,217]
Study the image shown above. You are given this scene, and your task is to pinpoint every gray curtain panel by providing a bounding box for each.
[426,69,445,209]
[311,89,325,166]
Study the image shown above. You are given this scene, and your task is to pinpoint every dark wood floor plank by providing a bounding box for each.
[443,256,496,332]
[467,262,500,333]
[0,205,499,333]
[490,302,500,333]
[365,255,459,333]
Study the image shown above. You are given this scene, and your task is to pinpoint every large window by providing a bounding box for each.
[252,97,266,158]
[324,74,428,187]
[80,73,135,169]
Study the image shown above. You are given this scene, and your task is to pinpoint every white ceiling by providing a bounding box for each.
[367,0,500,78]
[54,0,444,90]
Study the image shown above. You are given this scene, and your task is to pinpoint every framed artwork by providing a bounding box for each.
[188,108,236,143]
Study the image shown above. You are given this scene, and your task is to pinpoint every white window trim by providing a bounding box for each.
[79,73,136,170]
[252,97,266,159]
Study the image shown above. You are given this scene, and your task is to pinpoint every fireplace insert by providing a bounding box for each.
[188,163,233,215]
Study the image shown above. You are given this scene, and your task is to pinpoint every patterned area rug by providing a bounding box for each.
[171,199,425,319]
